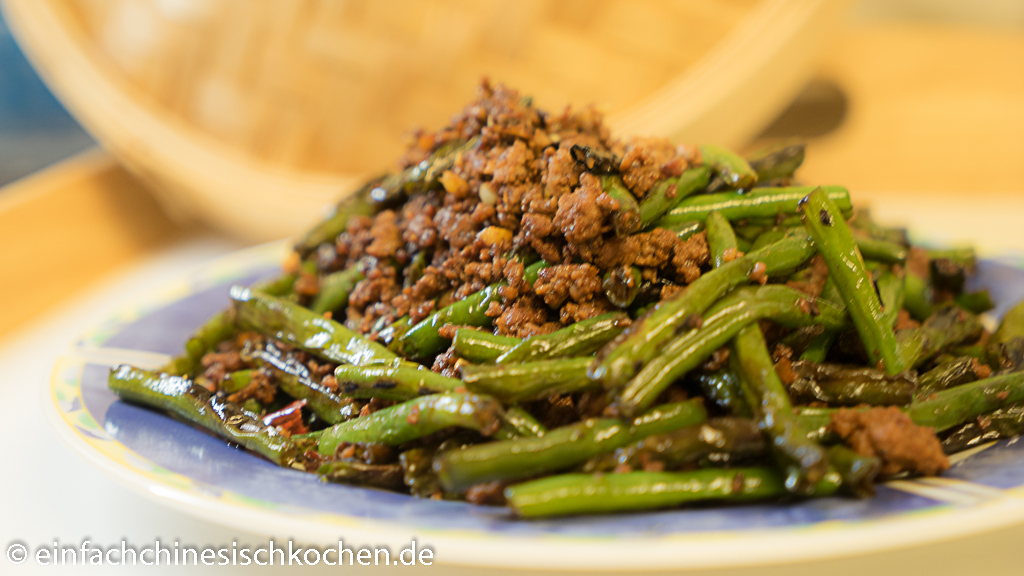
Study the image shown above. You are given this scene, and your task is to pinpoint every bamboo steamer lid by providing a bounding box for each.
[1,0,847,241]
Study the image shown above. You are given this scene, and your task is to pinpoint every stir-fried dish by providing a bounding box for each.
[109,82,1024,517]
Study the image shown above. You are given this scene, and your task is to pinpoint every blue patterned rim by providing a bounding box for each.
[45,241,1024,569]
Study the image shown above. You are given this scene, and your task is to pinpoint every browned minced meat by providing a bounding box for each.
[309,80,712,341]
[431,348,462,378]
[465,481,507,506]
[615,137,698,198]
[533,264,603,308]
[831,406,950,476]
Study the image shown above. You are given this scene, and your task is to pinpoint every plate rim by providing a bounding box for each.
[43,241,1024,570]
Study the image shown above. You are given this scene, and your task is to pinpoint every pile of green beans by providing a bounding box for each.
[108,134,1024,521]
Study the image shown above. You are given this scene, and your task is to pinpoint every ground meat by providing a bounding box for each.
[533,264,603,308]
[831,406,950,476]
[310,81,718,342]
[495,294,558,337]
[633,228,677,268]
[592,234,640,269]
[542,145,582,199]
[227,368,277,405]
[365,210,402,259]
[560,299,615,324]
[431,348,461,378]
[617,137,692,198]
[672,232,710,284]
[465,481,507,506]
[553,173,612,244]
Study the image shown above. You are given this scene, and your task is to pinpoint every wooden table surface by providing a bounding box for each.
[2,22,1022,339]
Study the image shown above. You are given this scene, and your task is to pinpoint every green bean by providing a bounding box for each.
[801,187,901,374]
[403,251,429,289]
[109,365,297,466]
[926,247,976,271]
[318,460,406,490]
[732,324,828,493]
[602,267,643,308]
[699,144,757,189]
[461,357,596,403]
[901,305,984,368]
[918,356,985,398]
[163,310,236,376]
[848,208,910,247]
[855,235,908,264]
[660,220,704,241]
[787,361,916,406]
[955,290,995,315]
[317,392,503,455]
[748,142,805,182]
[653,185,850,228]
[496,312,629,364]
[994,300,1024,345]
[638,166,711,225]
[256,273,299,298]
[909,371,1024,432]
[750,227,792,252]
[601,176,643,236]
[434,399,707,492]
[616,417,766,469]
[799,332,836,363]
[502,407,547,438]
[295,187,377,255]
[395,260,549,360]
[333,364,462,401]
[903,270,934,321]
[366,138,478,206]
[400,447,446,497]
[220,369,254,394]
[988,338,1024,373]
[505,466,842,518]
[876,269,905,329]
[231,286,400,367]
[592,234,817,388]
[248,345,358,424]
[310,267,364,315]
[614,284,848,416]
[451,329,520,363]
[827,445,880,497]
[941,405,1024,454]
[705,210,739,268]
[696,369,751,417]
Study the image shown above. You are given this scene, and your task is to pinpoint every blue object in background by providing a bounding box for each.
[0,10,93,187]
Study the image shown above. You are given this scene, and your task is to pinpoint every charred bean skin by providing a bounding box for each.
[108,365,297,466]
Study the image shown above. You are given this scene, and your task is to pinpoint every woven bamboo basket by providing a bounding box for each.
[1,0,847,241]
